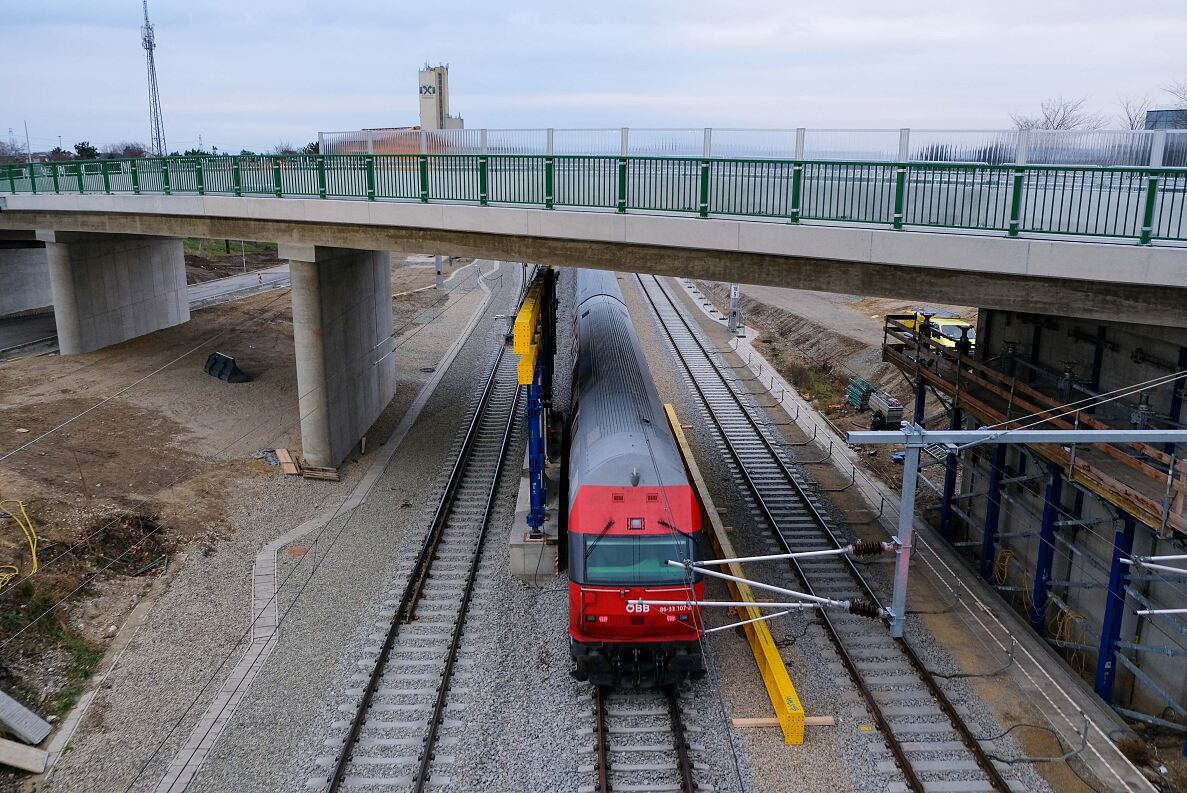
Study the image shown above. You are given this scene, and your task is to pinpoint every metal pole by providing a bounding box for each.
[979,444,1007,580]
[435,255,444,289]
[1030,462,1062,632]
[938,406,962,539]
[1095,514,1136,702]
[913,378,927,425]
[889,425,923,638]
[23,121,32,164]
[898,127,911,162]
[727,283,740,333]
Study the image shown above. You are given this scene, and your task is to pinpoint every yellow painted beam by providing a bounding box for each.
[517,334,539,385]
[664,403,806,745]
[514,281,543,354]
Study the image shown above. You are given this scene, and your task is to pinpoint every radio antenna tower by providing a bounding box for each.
[141,0,167,156]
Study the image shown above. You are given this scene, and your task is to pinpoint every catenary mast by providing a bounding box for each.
[141,0,167,156]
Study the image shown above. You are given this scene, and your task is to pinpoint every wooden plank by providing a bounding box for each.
[665,404,807,746]
[0,737,47,773]
[733,715,835,728]
[275,448,300,476]
[301,466,340,482]
[0,690,50,746]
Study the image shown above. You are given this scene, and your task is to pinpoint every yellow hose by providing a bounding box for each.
[0,500,39,587]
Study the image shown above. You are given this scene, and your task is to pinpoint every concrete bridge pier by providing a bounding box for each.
[282,244,396,469]
[35,231,189,354]
[0,232,51,317]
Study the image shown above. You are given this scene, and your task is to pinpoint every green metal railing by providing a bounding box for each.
[3,154,1185,244]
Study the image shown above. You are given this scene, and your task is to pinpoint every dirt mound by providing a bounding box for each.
[699,282,910,399]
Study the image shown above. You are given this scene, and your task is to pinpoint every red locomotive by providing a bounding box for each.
[566,270,705,687]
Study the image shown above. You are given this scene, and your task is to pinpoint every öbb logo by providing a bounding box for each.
[625,602,650,614]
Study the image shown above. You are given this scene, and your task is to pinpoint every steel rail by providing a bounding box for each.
[664,686,698,793]
[637,273,1011,793]
[592,685,697,793]
[326,347,518,793]
[593,686,610,793]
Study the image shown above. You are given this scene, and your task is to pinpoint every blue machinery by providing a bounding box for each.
[513,267,557,538]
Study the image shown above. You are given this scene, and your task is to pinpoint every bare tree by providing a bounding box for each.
[1164,79,1187,105]
[1011,95,1107,131]
[271,141,298,155]
[101,141,149,159]
[1118,96,1151,130]
[0,139,26,163]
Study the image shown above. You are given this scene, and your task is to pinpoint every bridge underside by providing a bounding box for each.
[2,206,1185,328]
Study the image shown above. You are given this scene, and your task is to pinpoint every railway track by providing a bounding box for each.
[637,274,1016,793]
[585,685,705,793]
[321,348,520,793]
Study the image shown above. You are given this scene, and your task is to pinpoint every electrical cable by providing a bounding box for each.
[977,369,1187,432]
[0,286,294,466]
[619,273,746,793]
[704,290,1156,790]
[122,261,508,792]
[953,369,1187,452]
[0,263,492,599]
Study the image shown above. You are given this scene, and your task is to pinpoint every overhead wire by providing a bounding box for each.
[121,261,505,792]
[702,289,1150,787]
[630,273,747,793]
[0,263,490,598]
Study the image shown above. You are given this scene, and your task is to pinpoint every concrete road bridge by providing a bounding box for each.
[2,152,1185,468]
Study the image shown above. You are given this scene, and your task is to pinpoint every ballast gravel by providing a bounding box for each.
[662,276,1054,793]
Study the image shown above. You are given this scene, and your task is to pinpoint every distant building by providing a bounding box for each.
[1144,107,1187,129]
[418,64,464,131]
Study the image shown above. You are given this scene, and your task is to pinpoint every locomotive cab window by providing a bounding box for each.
[578,535,698,586]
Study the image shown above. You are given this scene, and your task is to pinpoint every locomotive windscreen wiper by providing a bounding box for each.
[658,519,695,537]
[583,519,615,560]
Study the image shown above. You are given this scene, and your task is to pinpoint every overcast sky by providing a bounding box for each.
[2,0,1185,153]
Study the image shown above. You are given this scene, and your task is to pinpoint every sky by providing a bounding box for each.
[2,0,1186,154]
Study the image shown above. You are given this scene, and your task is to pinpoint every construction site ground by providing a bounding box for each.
[0,252,472,791]
[182,239,280,284]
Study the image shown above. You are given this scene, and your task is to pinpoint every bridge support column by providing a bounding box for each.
[0,233,51,318]
[36,231,188,354]
[283,244,395,469]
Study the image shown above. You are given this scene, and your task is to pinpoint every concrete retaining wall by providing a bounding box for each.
[954,309,1187,723]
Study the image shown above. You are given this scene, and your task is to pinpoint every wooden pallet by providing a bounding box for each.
[301,466,340,482]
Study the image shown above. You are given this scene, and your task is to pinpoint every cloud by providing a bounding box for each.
[2,0,1185,150]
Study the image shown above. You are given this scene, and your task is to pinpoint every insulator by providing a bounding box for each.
[848,600,881,619]
[850,541,886,558]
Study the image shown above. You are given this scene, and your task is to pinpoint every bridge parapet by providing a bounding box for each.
[4,154,1186,246]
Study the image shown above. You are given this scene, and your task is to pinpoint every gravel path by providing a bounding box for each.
[36,263,512,793]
